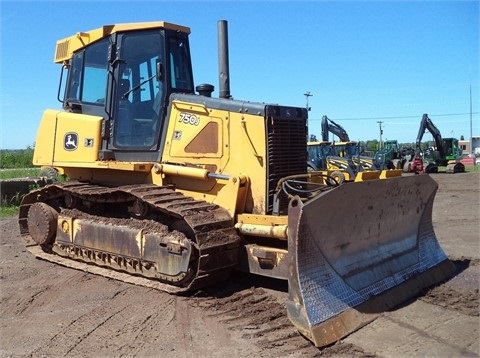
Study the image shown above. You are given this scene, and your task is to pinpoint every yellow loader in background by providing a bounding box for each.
[19,20,455,347]
[320,115,386,171]
[307,140,398,184]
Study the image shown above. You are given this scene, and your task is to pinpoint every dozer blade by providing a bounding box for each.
[286,174,455,347]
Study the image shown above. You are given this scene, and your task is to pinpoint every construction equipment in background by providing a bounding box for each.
[321,115,350,142]
[18,21,455,348]
[307,140,360,183]
[404,114,465,174]
[334,140,386,170]
[321,115,384,170]
[405,154,426,174]
[306,137,390,184]
[374,139,415,170]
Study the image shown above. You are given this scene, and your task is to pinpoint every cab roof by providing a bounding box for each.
[54,21,190,63]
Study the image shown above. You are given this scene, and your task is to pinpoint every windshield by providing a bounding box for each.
[345,144,358,157]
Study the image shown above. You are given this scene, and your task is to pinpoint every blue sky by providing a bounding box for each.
[1,0,478,149]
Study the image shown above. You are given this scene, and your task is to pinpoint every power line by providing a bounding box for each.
[309,112,479,121]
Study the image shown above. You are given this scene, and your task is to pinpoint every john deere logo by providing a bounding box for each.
[64,132,78,151]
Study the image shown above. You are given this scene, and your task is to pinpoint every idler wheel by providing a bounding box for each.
[64,192,77,208]
[132,198,149,218]
[27,202,58,245]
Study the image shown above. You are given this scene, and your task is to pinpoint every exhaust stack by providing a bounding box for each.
[217,20,231,99]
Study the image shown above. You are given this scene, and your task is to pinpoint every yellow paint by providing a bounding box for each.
[55,22,190,63]
[53,112,102,163]
[354,171,381,182]
[33,110,58,166]
[57,216,73,242]
[161,100,269,215]
[379,169,402,179]
[237,214,288,226]
[158,163,209,179]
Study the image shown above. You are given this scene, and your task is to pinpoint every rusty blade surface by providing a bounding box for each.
[286,174,456,347]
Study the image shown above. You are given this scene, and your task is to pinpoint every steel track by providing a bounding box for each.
[19,181,242,294]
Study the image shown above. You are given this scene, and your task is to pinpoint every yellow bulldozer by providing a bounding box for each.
[19,20,455,348]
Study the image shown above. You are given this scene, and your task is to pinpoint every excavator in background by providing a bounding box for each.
[321,115,349,142]
[18,21,455,348]
[320,115,384,170]
[404,114,465,174]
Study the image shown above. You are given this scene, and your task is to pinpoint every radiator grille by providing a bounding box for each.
[265,105,308,214]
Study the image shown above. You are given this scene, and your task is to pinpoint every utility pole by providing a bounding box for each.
[304,91,313,140]
[377,121,383,150]
[304,91,313,112]
[470,84,473,154]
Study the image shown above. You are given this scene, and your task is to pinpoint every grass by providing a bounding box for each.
[1,191,25,218]
[0,168,41,180]
[466,165,480,172]
[0,205,18,218]
[1,167,66,218]
[0,168,41,218]
[436,164,480,173]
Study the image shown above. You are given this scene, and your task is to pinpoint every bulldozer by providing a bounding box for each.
[19,20,455,348]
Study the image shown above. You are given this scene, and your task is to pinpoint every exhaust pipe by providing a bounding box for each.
[217,20,231,99]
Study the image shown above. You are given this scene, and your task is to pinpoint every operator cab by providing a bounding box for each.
[307,141,335,170]
[334,142,359,158]
[60,24,194,161]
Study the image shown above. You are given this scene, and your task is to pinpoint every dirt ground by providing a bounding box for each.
[1,172,478,357]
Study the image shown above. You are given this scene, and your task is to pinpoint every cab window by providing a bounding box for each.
[66,38,109,104]
[168,36,194,92]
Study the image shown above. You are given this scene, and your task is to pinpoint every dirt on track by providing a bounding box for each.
[1,172,479,357]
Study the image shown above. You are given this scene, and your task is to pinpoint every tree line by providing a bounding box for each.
[0,147,35,169]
